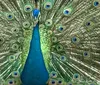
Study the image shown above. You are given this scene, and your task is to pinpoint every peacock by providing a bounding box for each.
[0,0,100,85]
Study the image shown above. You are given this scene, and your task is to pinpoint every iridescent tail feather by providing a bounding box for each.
[0,0,100,85]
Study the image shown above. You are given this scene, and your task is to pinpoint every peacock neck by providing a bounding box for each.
[21,23,49,85]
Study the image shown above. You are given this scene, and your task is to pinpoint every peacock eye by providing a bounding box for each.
[57,78,63,85]
[93,1,99,6]
[59,27,63,31]
[46,5,50,8]
[56,24,65,32]
[8,79,14,85]
[58,26,64,32]
[6,13,14,20]
[8,15,12,18]
[9,55,16,62]
[10,43,19,52]
[83,51,90,59]
[14,72,17,75]
[44,2,52,10]
[52,37,58,43]
[50,71,57,78]
[23,21,30,29]
[72,37,77,43]
[86,22,91,26]
[85,21,95,31]
[18,37,24,43]
[24,5,32,13]
[84,52,88,56]
[9,81,13,84]
[64,10,69,14]
[60,56,66,61]
[49,79,57,85]
[52,80,55,84]
[11,28,19,33]
[45,19,52,26]
[73,73,80,80]
[26,7,30,10]
[58,81,62,83]
[71,36,80,44]
[56,44,63,52]
[63,8,72,16]
[12,71,20,78]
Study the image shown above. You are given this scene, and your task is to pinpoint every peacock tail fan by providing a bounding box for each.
[0,0,100,85]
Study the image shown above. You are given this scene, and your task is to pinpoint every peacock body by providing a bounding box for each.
[0,0,100,85]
